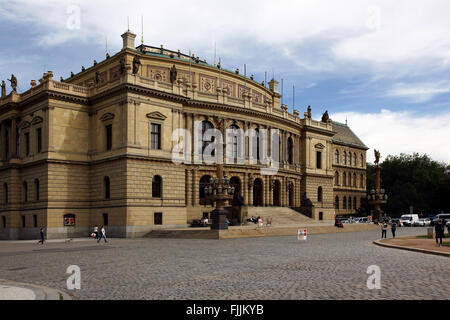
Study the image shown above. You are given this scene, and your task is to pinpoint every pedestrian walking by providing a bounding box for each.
[37,227,45,245]
[97,225,108,243]
[93,225,99,239]
[381,222,387,239]
[435,219,445,247]
[391,221,397,238]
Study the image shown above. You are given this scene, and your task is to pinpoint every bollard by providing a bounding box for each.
[427,227,434,239]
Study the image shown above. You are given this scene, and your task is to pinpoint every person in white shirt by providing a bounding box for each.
[97,226,108,243]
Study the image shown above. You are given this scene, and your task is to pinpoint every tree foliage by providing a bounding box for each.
[375,153,450,216]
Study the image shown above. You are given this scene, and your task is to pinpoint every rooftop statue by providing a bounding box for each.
[321,110,329,122]
[132,55,141,74]
[170,65,177,84]
[8,74,17,92]
[307,106,312,119]
[1,80,6,97]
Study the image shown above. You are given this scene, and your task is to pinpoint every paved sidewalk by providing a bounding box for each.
[0,238,94,244]
[0,279,73,300]
[374,236,450,257]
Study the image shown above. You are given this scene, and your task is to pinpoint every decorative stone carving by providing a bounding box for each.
[146,111,167,121]
[148,66,169,82]
[199,75,216,94]
[100,112,115,122]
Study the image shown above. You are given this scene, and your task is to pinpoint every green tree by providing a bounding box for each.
[375,153,450,217]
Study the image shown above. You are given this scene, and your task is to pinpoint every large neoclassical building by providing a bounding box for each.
[0,32,368,239]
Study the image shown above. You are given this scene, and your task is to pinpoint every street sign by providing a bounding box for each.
[298,229,307,241]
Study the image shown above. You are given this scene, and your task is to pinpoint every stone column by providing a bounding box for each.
[248,175,253,206]
[10,118,17,158]
[243,173,248,205]
[186,169,192,206]
[192,168,198,206]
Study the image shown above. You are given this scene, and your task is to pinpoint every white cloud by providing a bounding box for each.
[2,0,450,77]
[332,109,450,165]
[386,81,450,103]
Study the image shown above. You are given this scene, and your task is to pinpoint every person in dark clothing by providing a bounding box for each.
[38,228,45,245]
[435,219,445,247]
[381,222,387,239]
[391,222,397,238]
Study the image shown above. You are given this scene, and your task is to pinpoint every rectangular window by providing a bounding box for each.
[106,125,112,150]
[36,128,42,153]
[154,212,163,225]
[33,215,38,228]
[25,132,30,156]
[2,216,5,228]
[103,213,109,226]
[316,151,322,169]
[319,212,323,221]
[150,123,161,150]
[21,216,26,228]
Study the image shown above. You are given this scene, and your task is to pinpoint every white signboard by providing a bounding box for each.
[298,229,307,241]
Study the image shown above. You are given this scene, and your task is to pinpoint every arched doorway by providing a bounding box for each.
[253,178,263,206]
[273,180,281,206]
[288,181,294,207]
[199,175,212,205]
[230,176,241,196]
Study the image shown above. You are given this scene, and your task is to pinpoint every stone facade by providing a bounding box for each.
[0,32,368,239]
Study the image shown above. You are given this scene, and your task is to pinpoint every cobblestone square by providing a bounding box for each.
[0,228,448,300]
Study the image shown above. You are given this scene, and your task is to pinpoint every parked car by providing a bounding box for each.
[413,218,431,227]
[430,213,450,226]
[400,214,419,227]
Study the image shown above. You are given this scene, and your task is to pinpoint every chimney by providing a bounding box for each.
[121,31,136,50]
[268,79,279,93]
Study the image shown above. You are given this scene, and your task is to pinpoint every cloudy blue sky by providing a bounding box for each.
[1,0,450,164]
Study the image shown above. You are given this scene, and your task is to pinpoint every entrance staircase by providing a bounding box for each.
[247,207,315,225]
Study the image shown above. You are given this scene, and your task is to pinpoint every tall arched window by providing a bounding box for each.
[343,172,347,186]
[347,152,351,166]
[3,183,8,204]
[229,125,240,160]
[343,151,347,165]
[360,154,364,167]
[23,181,28,202]
[334,149,340,164]
[152,175,162,198]
[335,171,339,186]
[317,187,323,202]
[353,173,357,187]
[287,137,294,165]
[353,196,357,209]
[335,196,339,209]
[348,172,351,186]
[104,176,110,200]
[343,196,347,209]
[348,197,352,210]
[360,174,364,188]
[199,175,212,205]
[201,121,215,155]
[353,153,357,166]
[34,179,40,201]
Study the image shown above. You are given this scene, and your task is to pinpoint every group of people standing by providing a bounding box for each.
[381,221,397,239]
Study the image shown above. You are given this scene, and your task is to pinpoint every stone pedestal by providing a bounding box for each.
[210,209,228,230]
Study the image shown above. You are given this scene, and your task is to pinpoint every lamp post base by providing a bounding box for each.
[210,209,228,230]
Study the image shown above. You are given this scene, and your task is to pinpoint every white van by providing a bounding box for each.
[400,214,419,227]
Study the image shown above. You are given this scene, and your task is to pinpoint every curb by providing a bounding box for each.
[0,279,74,300]
[373,240,450,258]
